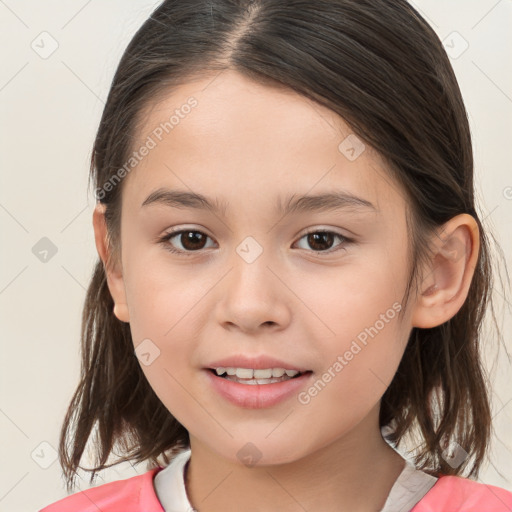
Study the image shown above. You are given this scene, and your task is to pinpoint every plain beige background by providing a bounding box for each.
[0,1,511,510]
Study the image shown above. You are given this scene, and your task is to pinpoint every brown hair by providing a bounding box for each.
[59,0,507,491]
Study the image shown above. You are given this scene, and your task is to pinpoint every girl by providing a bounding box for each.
[40,0,512,511]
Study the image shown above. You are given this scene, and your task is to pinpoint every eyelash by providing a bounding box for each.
[157,227,354,257]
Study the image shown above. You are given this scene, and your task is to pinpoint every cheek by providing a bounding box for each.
[122,260,212,414]
[125,252,208,342]
[298,251,409,404]
[295,308,408,447]
[301,250,407,348]
[125,284,200,428]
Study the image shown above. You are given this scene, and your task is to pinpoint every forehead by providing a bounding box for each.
[124,70,405,215]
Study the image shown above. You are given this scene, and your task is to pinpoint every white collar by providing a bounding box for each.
[154,449,195,512]
[380,458,438,512]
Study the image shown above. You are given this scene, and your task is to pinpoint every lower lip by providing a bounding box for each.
[204,370,313,409]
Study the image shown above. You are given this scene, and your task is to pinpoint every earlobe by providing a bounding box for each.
[411,214,479,329]
[113,303,130,322]
[92,203,130,323]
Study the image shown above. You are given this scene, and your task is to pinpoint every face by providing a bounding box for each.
[108,70,417,465]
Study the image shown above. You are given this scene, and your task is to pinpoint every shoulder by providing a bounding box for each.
[412,474,512,512]
[39,467,165,512]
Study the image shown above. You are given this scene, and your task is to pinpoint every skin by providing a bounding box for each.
[93,70,480,512]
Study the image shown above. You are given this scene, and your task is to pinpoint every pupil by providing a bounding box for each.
[308,232,333,251]
[182,231,206,250]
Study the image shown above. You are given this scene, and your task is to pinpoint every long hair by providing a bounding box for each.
[58,0,506,492]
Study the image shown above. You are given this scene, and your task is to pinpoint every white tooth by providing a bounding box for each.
[235,368,254,379]
[255,378,279,384]
[224,375,292,385]
[253,369,272,379]
[219,367,300,379]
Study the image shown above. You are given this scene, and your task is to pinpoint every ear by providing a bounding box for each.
[92,203,130,323]
[411,213,479,329]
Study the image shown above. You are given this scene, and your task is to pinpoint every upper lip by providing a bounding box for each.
[206,355,310,373]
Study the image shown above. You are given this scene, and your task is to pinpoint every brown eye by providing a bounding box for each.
[306,232,335,251]
[160,229,215,255]
[295,230,352,253]
[178,231,208,251]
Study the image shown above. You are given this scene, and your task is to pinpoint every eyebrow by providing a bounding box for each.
[140,187,377,216]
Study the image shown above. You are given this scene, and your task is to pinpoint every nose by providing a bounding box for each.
[215,246,291,334]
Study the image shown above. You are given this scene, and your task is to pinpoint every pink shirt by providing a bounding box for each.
[39,457,512,512]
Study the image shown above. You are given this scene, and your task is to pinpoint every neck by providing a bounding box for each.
[184,409,405,512]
